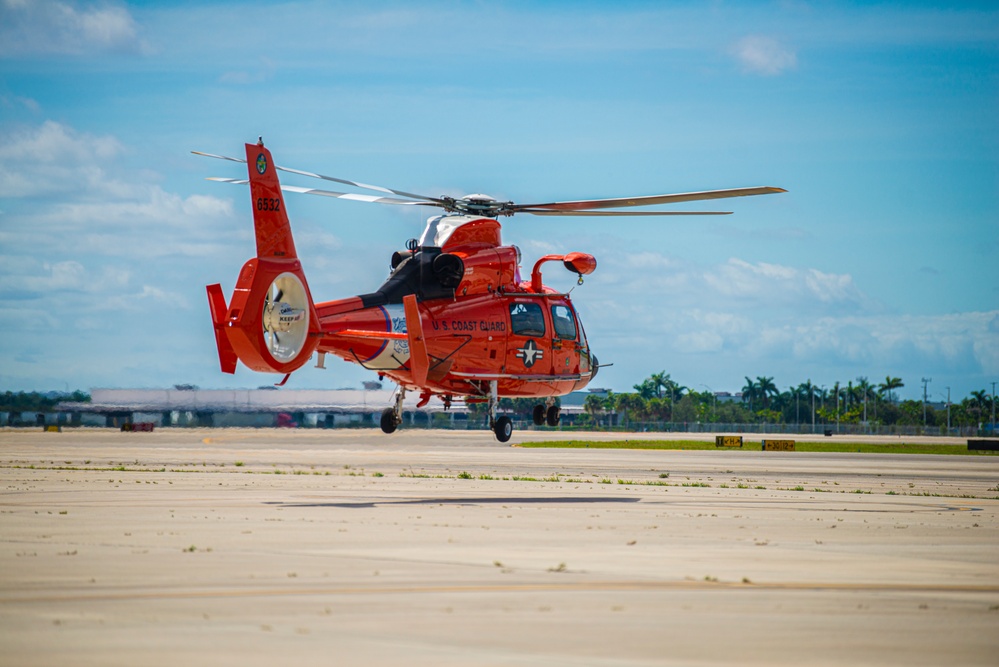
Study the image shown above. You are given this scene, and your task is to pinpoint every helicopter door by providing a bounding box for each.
[549,301,580,376]
[507,300,551,376]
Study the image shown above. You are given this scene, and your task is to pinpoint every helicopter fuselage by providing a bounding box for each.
[312,214,597,400]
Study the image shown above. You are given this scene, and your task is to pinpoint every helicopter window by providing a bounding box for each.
[509,302,545,337]
[551,304,577,340]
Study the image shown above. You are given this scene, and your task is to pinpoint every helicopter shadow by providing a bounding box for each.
[264,496,642,509]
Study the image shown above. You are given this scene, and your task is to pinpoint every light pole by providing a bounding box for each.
[992,381,997,433]
[794,389,801,428]
[836,385,841,434]
[810,380,815,433]
[921,377,931,427]
[944,387,950,431]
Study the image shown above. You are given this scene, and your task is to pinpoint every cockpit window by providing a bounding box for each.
[551,304,577,340]
[510,302,545,337]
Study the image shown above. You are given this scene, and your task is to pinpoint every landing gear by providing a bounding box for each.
[380,408,397,434]
[532,405,545,426]
[532,398,560,427]
[546,404,561,427]
[493,416,513,442]
[485,380,513,443]
[380,387,406,434]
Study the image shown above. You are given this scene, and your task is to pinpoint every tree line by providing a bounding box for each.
[578,373,996,429]
[1,390,90,413]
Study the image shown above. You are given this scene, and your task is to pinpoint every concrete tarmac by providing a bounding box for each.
[1,427,998,666]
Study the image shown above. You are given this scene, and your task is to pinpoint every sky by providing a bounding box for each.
[1,0,997,403]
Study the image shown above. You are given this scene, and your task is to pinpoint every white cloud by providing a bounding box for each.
[0,121,236,261]
[0,94,41,113]
[1,119,122,162]
[136,284,174,301]
[0,258,129,298]
[0,0,145,56]
[578,249,996,396]
[732,35,797,75]
[0,121,124,198]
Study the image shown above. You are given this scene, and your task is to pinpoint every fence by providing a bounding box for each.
[441,418,990,438]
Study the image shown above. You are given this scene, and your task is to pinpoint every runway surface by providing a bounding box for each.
[2,427,998,666]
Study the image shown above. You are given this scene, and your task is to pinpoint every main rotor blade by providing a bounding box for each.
[519,210,733,216]
[195,150,442,204]
[192,150,246,164]
[511,186,786,213]
[206,178,443,207]
[276,166,441,204]
[281,185,441,207]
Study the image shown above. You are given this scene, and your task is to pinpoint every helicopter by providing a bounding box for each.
[197,140,784,441]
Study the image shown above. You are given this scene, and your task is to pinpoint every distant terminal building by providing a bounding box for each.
[52,386,455,428]
[46,386,591,429]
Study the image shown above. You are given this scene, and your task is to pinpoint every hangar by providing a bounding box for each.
[47,386,593,429]
[51,386,460,428]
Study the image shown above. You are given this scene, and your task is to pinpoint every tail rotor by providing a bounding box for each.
[262,273,310,363]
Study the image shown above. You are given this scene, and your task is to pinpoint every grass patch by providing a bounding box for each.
[518,440,988,456]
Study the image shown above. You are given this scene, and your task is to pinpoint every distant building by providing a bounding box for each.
[49,387,596,428]
[55,387,461,428]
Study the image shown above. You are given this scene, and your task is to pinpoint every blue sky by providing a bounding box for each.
[1,0,997,402]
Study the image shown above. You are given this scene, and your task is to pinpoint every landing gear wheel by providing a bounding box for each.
[493,416,513,443]
[380,407,398,434]
[546,405,561,427]
[532,405,546,426]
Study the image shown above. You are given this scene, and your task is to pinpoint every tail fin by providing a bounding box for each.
[205,140,319,375]
[246,141,297,259]
[206,283,238,374]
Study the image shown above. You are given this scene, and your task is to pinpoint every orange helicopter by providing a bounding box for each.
[197,140,784,441]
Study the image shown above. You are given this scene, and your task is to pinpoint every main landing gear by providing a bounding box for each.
[532,397,560,427]
[379,382,540,443]
[485,380,513,443]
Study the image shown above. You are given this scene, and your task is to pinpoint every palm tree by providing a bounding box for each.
[831,381,842,428]
[855,377,873,422]
[879,376,904,404]
[615,393,647,426]
[797,379,816,428]
[817,386,829,422]
[742,377,759,412]
[969,390,990,425]
[584,394,605,425]
[650,371,671,399]
[756,376,778,411]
